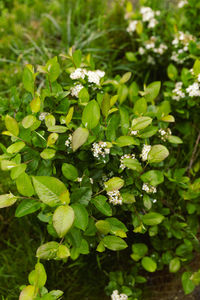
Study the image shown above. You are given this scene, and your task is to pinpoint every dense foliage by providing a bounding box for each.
[0,0,200,299]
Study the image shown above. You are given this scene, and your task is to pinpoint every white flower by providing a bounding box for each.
[172,82,185,101]
[70,68,87,80]
[90,178,94,184]
[111,290,128,300]
[95,70,105,78]
[142,183,157,194]
[197,74,200,82]
[148,18,158,28]
[130,130,138,136]
[70,84,84,98]
[158,128,172,141]
[140,144,151,161]
[77,177,82,182]
[120,154,135,170]
[87,71,101,85]
[178,0,188,8]
[65,134,72,147]
[138,47,145,55]
[39,112,49,121]
[91,141,110,159]
[127,20,138,33]
[186,82,200,97]
[107,190,123,205]
[140,6,155,22]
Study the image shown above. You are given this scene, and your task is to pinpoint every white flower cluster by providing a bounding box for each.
[144,36,168,55]
[171,31,195,63]
[140,6,160,28]
[126,7,160,34]
[172,82,185,101]
[111,290,128,300]
[158,128,172,141]
[127,20,138,34]
[186,82,200,97]
[178,0,188,8]
[142,183,157,194]
[130,130,138,136]
[140,144,151,161]
[70,68,105,85]
[70,84,84,98]
[91,142,110,160]
[39,112,49,121]
[120,154,135,170]
[107,190,123,205]
[65,134,72,147]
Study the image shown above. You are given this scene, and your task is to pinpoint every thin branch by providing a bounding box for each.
[187,131,200,176]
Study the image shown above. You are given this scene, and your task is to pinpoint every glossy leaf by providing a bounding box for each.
[53,205,75,237]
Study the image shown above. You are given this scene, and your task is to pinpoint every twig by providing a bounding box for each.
[187,131,200,176]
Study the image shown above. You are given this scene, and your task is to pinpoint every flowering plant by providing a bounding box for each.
[1,48,198,299]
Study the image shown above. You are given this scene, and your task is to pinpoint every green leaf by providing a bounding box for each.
[118,84,128,104]
[32,176,67,207]
[71,187,92,206]
[28,263,47,288]
[1,160,17,171]
[0,193,17,208]
[71,203,88,231]
[15,199,41,217]
[40,149,56,160]
[141,170,164,186]
[116,136,139,147]
[92,195,112,216]
[132,243,148,261]
[72,127,89,151]
[7,142,25,154]
[11,164,27,180]
[57,244,70,259]
[106,217,128,234]
[169,258,181,273]
[131,116,152,131]
[141,257,157,272]
[133,98,147,115]
[120,72,132,84]
[142,212,164,226]
[72,49,82,68]
[5,115,19,136]
[139,126,158,138]
[144,81,161,102]
[95,220,111,235]
[161,115,175,122]
[122,158,142,172]
[23,64,34,95]
[78,87,89,103]
[45,115,56,128]
[19,285,35,300]
[125,52,136,62]
[193,59,200,76]
[148,145,169,163]
[16,172,34,197]
[121,193,135,204]
[47,125,67,133]
[82,100,100,129]
[167,64,178,81]
[22,115,36,129]
[167,135,183,144]
[62,163,78,181]
[36,241,59,260]
[105,177,124,191]
[182,272,195,295]
[53,205,74,238]
[102,236,128,251]
[101,93,110,118]
[119,107,129,135]
[46,56,60,82]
